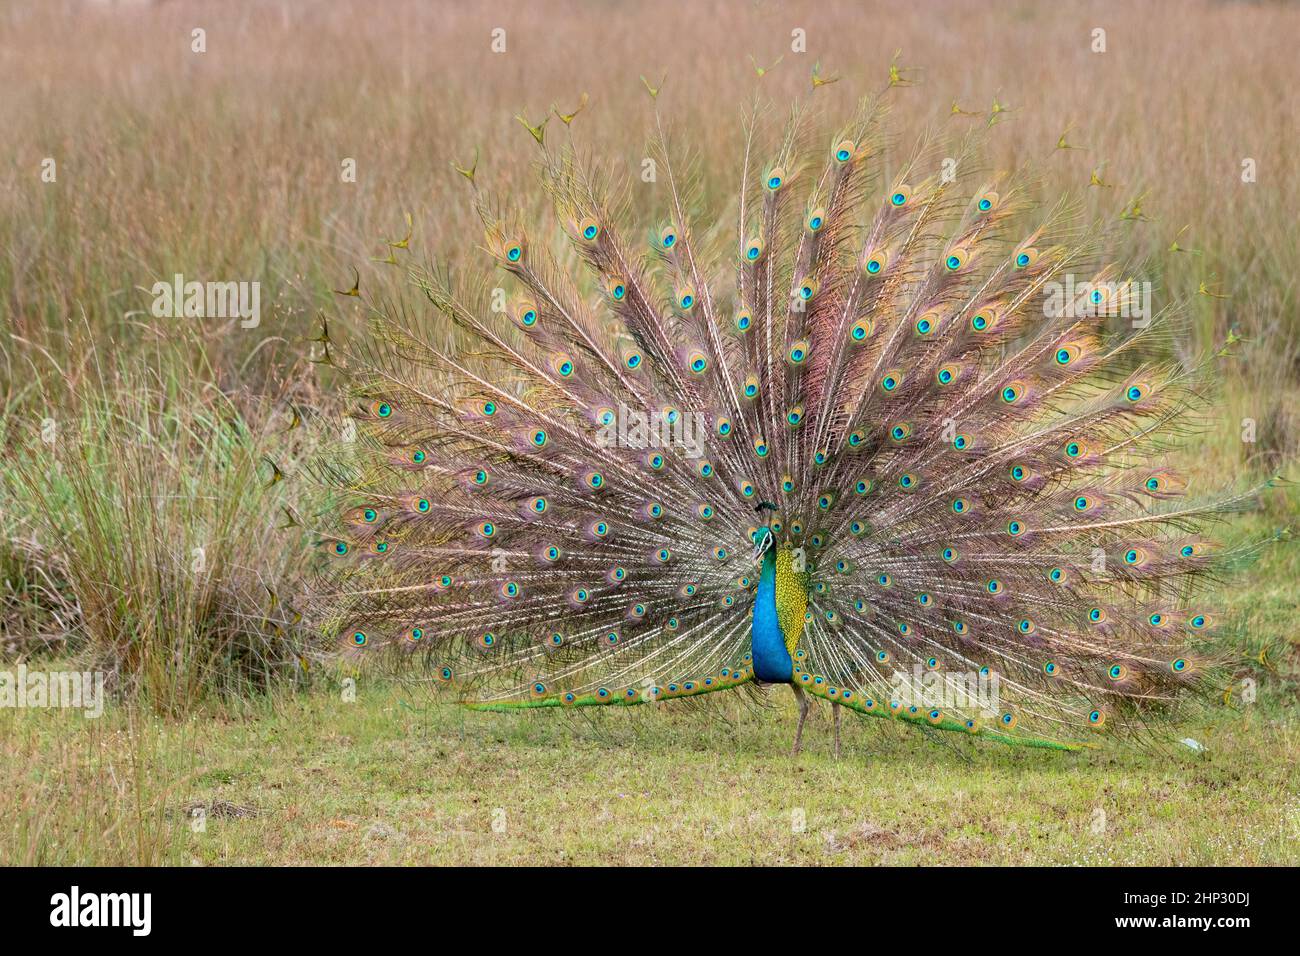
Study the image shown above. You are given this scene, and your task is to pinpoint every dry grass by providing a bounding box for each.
[3,0,1297,391]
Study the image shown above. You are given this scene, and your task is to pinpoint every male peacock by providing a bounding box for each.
[313,90,1260,756]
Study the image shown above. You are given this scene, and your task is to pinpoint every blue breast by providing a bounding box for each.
[751,550,793,683]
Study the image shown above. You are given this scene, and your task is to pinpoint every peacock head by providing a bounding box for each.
[752,501,778,563]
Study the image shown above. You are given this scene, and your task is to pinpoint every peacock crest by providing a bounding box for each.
[310,87,1263,754]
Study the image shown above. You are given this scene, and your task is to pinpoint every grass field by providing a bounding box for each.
[2,0,1298,866]
[5,677,1297,866]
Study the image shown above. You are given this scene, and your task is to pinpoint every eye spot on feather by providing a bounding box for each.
[659,225,678,249]
[1014,246,1039,268]
[350,631,368,647]
[744,238,764,261]
[1055,345,1080,366]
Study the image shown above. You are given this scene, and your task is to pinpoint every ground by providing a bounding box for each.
[5,674,1296,866]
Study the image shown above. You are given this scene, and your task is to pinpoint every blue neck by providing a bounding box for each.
[751,547,793,683]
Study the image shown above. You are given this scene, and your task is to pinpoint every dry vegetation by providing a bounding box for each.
[0,0,1296,864]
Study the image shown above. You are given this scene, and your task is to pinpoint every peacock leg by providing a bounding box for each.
[791,684,811,756]
[833,702,842,759]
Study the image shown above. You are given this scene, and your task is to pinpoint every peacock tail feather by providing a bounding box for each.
[309,88,1264,752]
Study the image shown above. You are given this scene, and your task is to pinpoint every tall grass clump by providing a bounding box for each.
[5,351,320,715]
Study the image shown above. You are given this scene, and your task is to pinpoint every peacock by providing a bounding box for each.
[311,86,1262,757]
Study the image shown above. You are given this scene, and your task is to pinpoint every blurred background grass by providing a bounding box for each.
[1,0,1296,711]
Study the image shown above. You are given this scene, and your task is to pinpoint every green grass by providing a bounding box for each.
[3,671,1295,866]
